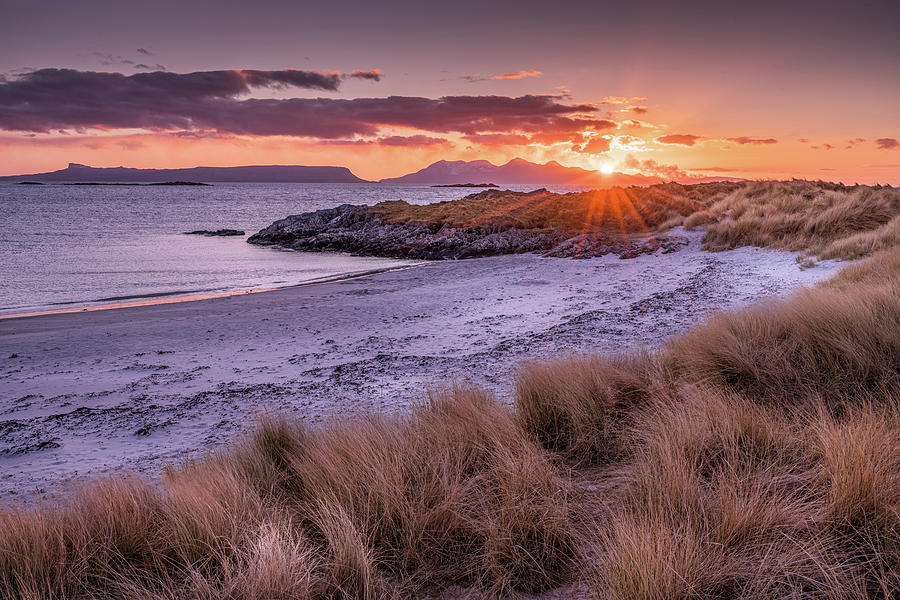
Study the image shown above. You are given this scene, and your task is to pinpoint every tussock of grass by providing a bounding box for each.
[696,180,900,259]
[1,389,575,599]
[516,353,653,464]
[517,246,900,598]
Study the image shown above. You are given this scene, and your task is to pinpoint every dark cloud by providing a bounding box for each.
[94,53,134,66]
[347,69,382,81]
[656,134,700,146]
[319,135,449,147]
[727,136,777,145]
[0,69,602,139]
[875,137,899,150]
[845,137,866,149]
[378,134,448,146]
[461,133,531,145]
[134,63,168,71]
[136,48,154,56]
[630,106,648,114]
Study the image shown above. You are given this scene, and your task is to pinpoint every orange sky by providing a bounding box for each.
[2,0,898,184]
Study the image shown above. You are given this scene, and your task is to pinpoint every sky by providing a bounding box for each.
[1,0,899,183]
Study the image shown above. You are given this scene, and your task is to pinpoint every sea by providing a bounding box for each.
[0,182,585,316]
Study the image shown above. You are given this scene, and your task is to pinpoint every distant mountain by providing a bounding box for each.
[380,158,662,186]
[0,163,369,183]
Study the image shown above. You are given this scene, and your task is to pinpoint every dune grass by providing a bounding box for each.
[3,183,900,598]
[0,389,576,599]
[372,179,899,263]
[696,180,900,260]
[370,182,742,234]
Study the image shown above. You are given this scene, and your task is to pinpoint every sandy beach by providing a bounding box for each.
[0,231,843,501]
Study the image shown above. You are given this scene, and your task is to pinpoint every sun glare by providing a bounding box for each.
[599,163,615,175]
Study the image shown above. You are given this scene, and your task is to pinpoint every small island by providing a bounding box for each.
[184,229,245,236]
[431,182,499,188]
[64,181,212,186]
[247,182,748,259]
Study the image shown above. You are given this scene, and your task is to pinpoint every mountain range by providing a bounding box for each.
[1,159,742,186]
[379,158,662,186]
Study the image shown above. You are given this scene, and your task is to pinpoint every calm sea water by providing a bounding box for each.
[0,182,585,315]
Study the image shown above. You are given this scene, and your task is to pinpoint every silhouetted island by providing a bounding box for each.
[184,229,246,237]
[65,181,211,186]
[0,163,369,183]
[432,183,499,188]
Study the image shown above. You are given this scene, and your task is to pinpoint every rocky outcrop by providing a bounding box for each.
[248,204,689,260]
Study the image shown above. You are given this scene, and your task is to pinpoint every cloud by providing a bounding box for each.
[461,70,541,82]
[347,69,382,81]
[630,106,648,114]
[0,69,609,142]
[94,53,134,66]
[726,136,778,145]
[461,133,531,146]
[845,137,866,149]
[875,137,899,150]
[624,155,687,180]
[134,63,168,71]
[572,135,611,154]
[692,166,741,172]
[656,134,700,146]
[492,70,541,80]
[136,48,154,56]
[377,135,448,146]
[319,135,449,147]
[601,96,647,105]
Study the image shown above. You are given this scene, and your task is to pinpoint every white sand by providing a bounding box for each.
[0,230,844,502]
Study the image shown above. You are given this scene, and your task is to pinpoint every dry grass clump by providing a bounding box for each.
[696,180,900,259]
[515,247,900,597]
[660,282,900,406]
[0,388,576,599]
[371,182,739,235]
[516,353,653,464]
[591,391,900,599]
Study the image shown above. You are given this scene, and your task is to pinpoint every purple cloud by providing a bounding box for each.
[875,137,899,150]
[0,69,603,140]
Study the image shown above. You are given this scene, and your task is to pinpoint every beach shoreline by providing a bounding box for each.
[0,235,845,502]
[0,263,423,321]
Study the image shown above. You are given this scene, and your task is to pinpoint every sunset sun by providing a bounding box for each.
[599,163,615,175]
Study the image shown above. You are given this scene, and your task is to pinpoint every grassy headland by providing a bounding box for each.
[2,181,900,599]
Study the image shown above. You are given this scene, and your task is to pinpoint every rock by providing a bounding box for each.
[184,229,245,236]
[248,204,689,260]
